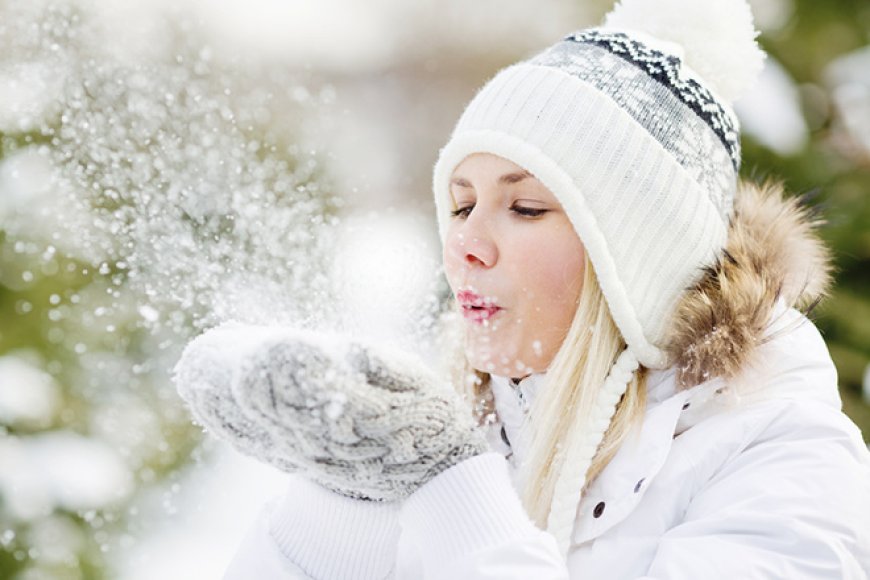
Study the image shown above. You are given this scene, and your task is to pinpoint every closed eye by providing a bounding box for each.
[449,203,548,219]
[511,205,548,217]
[450,205,473,218]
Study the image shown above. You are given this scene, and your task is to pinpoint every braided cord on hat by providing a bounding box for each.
[545,347,640,557]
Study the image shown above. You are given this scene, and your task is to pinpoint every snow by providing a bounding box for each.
[0,430,133,521]
[0,62,66,132]
[0,146,107,265]
[324,391,348,419]
[734,56,808,156]
[825,45,870,158]
[138,305,160,323]
[110,443,288,580]
[22,514,85,569]
[0,353,61,429]
[89,394,163,463]
[747,0,794,32]
[186,0,595,72]
[0,0,347,337]
[330,208,442,349]
[0,149,56,218]
[191,0,399,71]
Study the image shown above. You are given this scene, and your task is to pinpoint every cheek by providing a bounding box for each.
[513,232,585,358]
[517,234,584,305]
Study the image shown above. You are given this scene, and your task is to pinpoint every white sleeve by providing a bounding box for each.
[401,452,569,580]
[223,495,312,580]
[224,474,402,580]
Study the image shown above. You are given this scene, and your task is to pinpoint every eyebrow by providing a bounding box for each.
[450,170,533,188]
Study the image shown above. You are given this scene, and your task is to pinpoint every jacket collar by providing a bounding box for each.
[573,297,841,545]
[489,372,546,462]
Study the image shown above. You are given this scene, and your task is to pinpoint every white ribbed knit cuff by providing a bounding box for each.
[268,475,401,580]
[401,452,542,565]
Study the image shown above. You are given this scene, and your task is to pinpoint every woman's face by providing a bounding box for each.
[443,152,586,377]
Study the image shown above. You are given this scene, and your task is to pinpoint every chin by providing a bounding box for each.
[466,350,534,377]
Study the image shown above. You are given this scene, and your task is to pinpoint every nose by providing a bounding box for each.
[446,215,498,269]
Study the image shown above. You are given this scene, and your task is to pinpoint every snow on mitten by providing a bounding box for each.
[172,322,300,472]
[231,328,490,501]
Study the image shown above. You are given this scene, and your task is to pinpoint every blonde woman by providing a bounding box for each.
[173,0,870,577]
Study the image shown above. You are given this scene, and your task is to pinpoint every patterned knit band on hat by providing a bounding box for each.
[432,0,765,557]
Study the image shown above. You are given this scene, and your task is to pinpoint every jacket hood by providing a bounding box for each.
[664,180,836,391]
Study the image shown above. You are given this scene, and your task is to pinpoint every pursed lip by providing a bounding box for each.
[456,290,503,323]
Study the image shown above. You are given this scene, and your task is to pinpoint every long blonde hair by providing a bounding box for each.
[442,252,648,528]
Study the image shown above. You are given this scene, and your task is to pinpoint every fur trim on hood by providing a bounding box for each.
[664,180,836,390]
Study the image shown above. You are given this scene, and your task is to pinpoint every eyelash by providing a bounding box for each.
[449,204,548,219]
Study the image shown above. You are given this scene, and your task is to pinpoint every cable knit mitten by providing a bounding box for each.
[172,322,301,472]
[173,323,490,501]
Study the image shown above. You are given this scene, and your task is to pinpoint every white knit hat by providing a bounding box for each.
[433,0,765,371]
[432,0,765,556]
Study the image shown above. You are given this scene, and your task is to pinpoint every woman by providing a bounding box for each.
[173,0,870,577]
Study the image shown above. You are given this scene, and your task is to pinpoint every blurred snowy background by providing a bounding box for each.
[1,0,869,578]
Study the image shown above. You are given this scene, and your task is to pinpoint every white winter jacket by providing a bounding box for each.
[223,299,870,579]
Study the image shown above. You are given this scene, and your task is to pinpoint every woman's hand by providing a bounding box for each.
[172,323,489,501]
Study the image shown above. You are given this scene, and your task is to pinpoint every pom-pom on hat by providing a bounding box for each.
[432,0,765,556]
[433,0,765,372]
